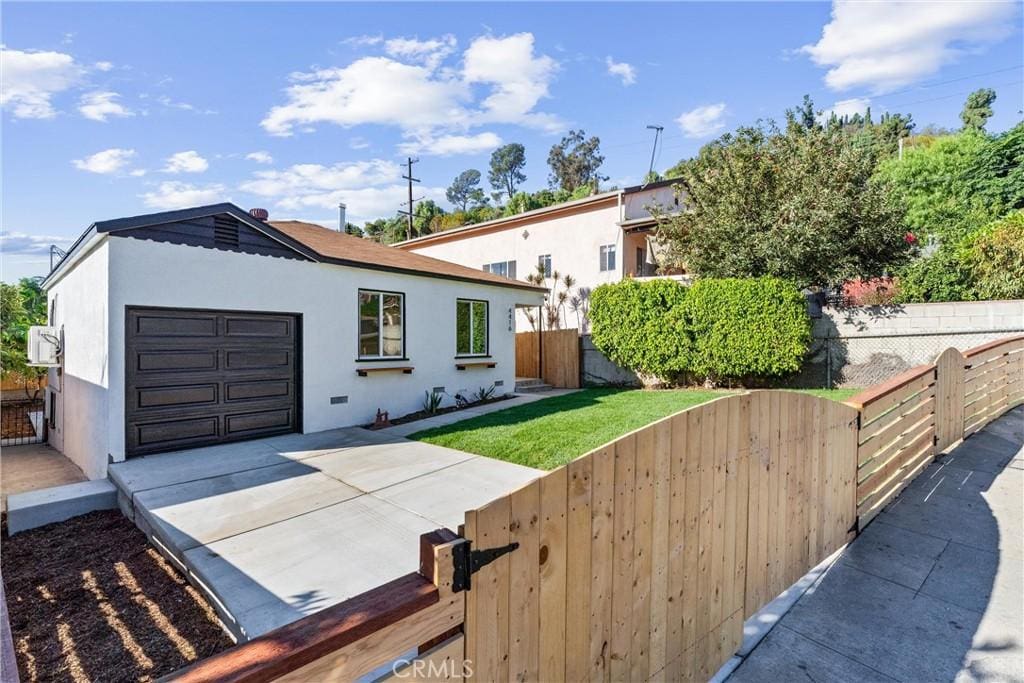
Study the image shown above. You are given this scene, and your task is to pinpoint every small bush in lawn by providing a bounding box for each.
[684,278,811,383]
[590,278,692,384]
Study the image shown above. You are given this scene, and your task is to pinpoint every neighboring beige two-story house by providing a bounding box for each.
[393,179,684,331]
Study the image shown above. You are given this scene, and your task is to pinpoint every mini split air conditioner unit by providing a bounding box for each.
[27,326,61,366]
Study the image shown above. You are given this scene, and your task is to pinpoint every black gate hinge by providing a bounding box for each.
[451,540,519,593]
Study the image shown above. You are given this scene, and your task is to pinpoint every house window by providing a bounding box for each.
[538,254,552,278]
[483,260,517,279]
[599,244,617,272]
[456,299,488,356]
[636,247,645,275]
[358,290,404,359]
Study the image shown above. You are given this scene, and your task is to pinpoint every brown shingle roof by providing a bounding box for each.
[269,220,545,292]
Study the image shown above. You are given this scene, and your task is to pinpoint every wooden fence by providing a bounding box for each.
[164,334,1023,682]
[515,328,580,389]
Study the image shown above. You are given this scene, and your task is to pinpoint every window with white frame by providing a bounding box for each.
[358,290,404,358]
[456,299,488,356]
[538,254,552,278]
[483,260,517,279]
[599,244,617,272]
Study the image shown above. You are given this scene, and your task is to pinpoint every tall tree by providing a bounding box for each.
[446,169,485,211]
[547,129,607,192]
[488,144,527,200]
[654,119,911,288]
[960,88,997,131]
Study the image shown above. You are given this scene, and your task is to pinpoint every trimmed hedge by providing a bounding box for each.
[589,279,692,381]
[589,277,811,385]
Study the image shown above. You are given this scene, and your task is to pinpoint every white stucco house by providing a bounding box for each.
[41,203,544,479]
[392,179,684,330]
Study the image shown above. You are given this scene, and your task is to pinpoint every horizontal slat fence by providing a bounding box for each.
[464,392,859,682]
[515,328,580,388]
[963,336,1024,436]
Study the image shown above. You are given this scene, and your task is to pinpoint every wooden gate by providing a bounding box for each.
[462,391,858,682]
[515,329,580,389]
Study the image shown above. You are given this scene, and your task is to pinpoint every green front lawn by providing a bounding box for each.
[410,387,860,470]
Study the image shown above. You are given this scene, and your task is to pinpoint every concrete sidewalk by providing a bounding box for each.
[110,427,541,640]
[730,406,1024,682]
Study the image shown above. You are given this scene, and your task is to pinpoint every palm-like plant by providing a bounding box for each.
[526,265,581,330]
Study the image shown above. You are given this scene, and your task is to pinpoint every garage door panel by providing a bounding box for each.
[126,307,299,456]
[224,316,293,338]
[132,312,219,337]
[135,383,219,409]
[225,379,292,402]
[134,349,219,374]
[225,408,294,436]
[224,348,293,371]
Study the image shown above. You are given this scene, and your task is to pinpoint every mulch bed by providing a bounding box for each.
[2,510,233,682]
[364,394,514,429]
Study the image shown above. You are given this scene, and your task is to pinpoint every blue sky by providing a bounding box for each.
[2,1,1022,281]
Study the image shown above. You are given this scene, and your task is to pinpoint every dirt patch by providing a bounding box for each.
[2,510,232,682]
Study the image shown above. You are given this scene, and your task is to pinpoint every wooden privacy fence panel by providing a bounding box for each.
[963,336,1024,437]
[515,329,580,389]
[463,391,858,683]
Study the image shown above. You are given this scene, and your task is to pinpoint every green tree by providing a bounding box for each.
[343,222,364,237]
[413,200,445,237]
[964,210,1024,300]
[960,88,997,131]
[488,143,527,200]
[874,122,1023,244]
[654,118,910,288]
[547,129,607,192]
[445,169,486,211]
[1,277,48,398]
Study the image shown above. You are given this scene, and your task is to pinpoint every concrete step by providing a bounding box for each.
[6,479,118,534]
[515,381,554,393]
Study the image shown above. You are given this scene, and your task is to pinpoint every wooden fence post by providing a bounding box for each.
[934,347,965,453]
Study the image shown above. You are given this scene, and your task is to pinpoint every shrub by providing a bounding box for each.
[589,279,691,383]
[965,210,1024,300]
[894,246,977,303]
[589,277,810,385]
[684,278,811,382]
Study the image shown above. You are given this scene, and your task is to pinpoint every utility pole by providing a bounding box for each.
[644,124,664,186]
[898,136,904,161]
[398,157,420,240]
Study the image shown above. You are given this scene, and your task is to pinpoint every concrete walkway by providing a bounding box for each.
[730,406,1024,682]
[377,388,580,438]
[1,444,86,512]
[109,427,541,640]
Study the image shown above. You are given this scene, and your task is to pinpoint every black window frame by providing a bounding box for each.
[455,298,490,358]
[357,289,407,361]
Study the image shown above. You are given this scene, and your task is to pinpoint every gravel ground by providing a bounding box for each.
[2,510,233,682]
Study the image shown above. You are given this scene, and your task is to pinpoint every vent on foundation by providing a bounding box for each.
[330,395,348,405]
[494,380,504,387]
[432,386,445,393]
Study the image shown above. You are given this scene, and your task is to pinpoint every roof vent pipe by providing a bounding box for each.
[249,208,269,220]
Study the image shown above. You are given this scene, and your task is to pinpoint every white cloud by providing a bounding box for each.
[72,148,136,174]
[156,95,216,115]
[0,231,73,256]
[349,136,370,150]
[94,61,114,72]
[398,132,502,156]
[78,91,133,122]
[605,57,636,86]
[162,150,209,174]
[141,181,226,210]
[261,32,561,141]
[341,34,383,48]
[463,33,561,131]
[384,35,457,69]
[239,159,445,224]
[824,97,871,120]
[801,1,1018,93]
[0,46,84,118]
[245,151,274,164]
[676,103,727,138]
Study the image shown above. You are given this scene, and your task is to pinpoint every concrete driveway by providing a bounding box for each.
[109,428,540,640]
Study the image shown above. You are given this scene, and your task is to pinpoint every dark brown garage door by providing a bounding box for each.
[125,307,300,456]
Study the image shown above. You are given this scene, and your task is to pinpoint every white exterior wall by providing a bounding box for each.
[51,236,541,478]
[46,240,110,479]
[408,202,624,330]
